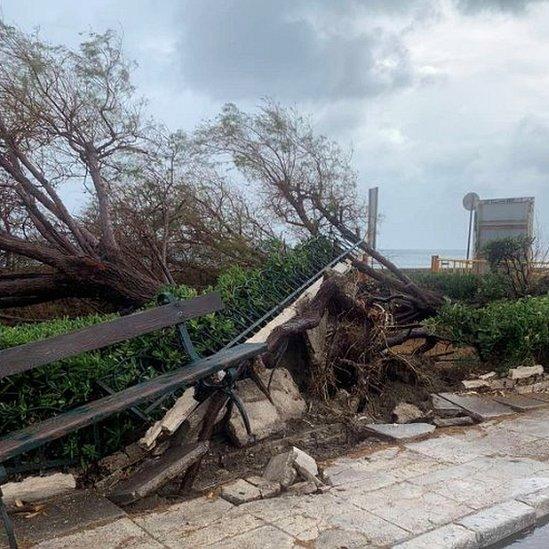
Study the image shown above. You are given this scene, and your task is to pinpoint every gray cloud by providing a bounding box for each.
[456,0,544,15]
[178,0,416,101]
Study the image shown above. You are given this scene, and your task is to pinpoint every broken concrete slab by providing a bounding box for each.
[461,379,490,391]
[228,396,282,447]
[1,473,76,508]
[255,367,306,421]
[220,479,261,505]
[291,446,319,479]
[529,392,549,403]
[245,476,281,498]
[479,371,497,380]
[263,451,298,488]
[491,394,548,412]
[285,481,317,496]
[227,367,305,446]
[431,393,462,418]
[6,490,126,546]
[508,364,544,380]
[437,392,515,422]
[392,402,424,424]
[434,416,475,428]
[109,441,208,505]
[363,423,436,441]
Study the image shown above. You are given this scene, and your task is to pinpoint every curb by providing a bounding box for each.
[394,487,549,548]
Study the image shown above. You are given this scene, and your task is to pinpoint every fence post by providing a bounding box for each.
[431,255,440,273]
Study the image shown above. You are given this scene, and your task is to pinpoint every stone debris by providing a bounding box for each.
[227,367,306,447]
[508,364,544,381]
[109,441,209,505]
[220,478,262,505]
[244,476,281,498]
[516,381,549,394]
[262,446,323,490]
[431,393,462,418]
[285,480,317,496]
[491,394,548,412]
[392,402,424,424]
[434,416,475,428]
[363,422,436,441]
[1,473,76,508]
[461,379,490,391]
[263,450,298,488]
[437,392,515,422]
[479,371,497,380]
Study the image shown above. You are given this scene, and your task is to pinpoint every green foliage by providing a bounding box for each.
[483,236,532,271]
[426,296,549,371]
[411,271,510,303]
[0,236,337,466]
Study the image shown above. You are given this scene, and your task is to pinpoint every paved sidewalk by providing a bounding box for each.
[34,407,549,548]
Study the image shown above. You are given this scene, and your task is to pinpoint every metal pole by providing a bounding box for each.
[466,208,474,260]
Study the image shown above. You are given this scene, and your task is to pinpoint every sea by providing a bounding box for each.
[379,249,466,269]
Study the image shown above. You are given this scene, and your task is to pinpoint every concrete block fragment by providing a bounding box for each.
[1,473,76,508]
[263,452,297,488]
[220,479,261,505]
[461,379,490,391]
[457,500,536,546]
[363,422,436,441]
[394,523,477,549]
[392,402,424,423]
[508,364,544,380]
[437,392,514,421]
[431,393,462,417]
[479,371,497,380]
[284,481,317,496]
[291,446,318,479]
[491,394,547,412]
[245,476,281,498]
[434,416,475,427]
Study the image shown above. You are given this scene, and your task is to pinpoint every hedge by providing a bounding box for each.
[0,237,338,466]
[426,296,549,371]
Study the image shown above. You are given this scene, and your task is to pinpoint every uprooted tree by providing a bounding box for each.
[0,25,167,308]
[0,26,270,308]
[200,100,443,317]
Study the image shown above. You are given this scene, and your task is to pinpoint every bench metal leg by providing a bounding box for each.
[0,492,17,549]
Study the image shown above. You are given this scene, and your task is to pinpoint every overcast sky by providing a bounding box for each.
[1,0,548,249]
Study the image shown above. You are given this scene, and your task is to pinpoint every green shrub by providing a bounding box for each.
[426,296,549,371]
[0,236,337,466]
[411,271,510,303]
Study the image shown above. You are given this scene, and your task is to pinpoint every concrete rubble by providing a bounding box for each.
[392,402,425,424]
[227,367,306,447]
[363,422,436,441]
[219,446,323,506]
[1,473,76,508]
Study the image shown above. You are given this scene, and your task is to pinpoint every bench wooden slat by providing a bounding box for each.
[0,342,267,461]
[0,293,223,380]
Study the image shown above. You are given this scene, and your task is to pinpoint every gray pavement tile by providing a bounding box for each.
[34,518,162,549]
[457,500,536,546]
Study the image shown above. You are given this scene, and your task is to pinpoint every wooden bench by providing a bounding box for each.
[0,292,267,548]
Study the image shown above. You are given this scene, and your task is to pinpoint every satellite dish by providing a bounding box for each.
[463,192,480,211]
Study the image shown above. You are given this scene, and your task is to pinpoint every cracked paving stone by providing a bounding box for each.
[212,525,295,548]
[347,480,474,534]
[405,435,486,464]
[132,496,233,543]
[394,523,477,549]
[33,518,162,549]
